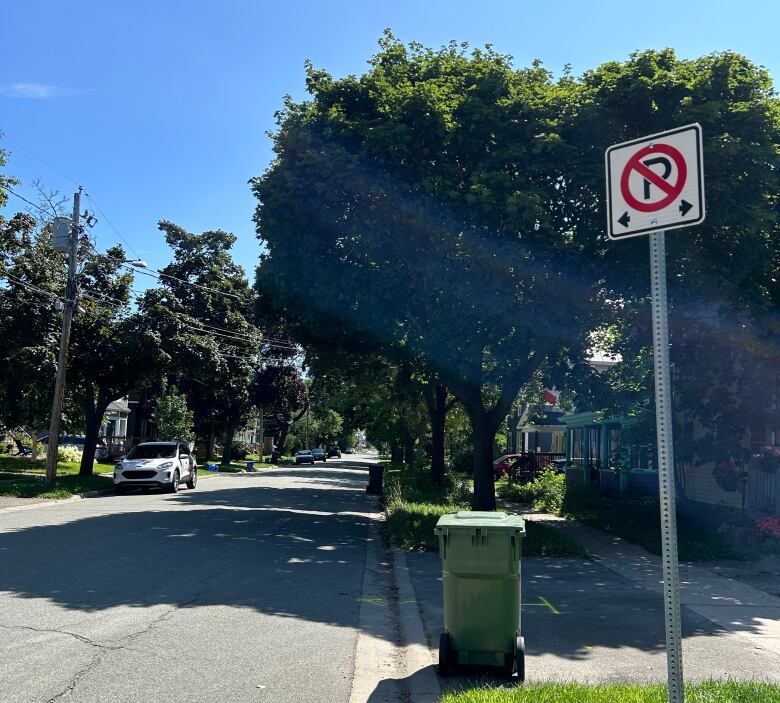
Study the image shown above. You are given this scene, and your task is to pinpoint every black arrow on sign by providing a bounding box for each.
[618,212,631,228]
[679,200,693,216]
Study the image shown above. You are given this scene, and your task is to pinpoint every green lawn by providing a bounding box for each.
[0,473,112,499]
[442,681,780,703]
[382,464,585,557]
[0,456,85,475]
[0,456,115,498]
[563,488,746,561]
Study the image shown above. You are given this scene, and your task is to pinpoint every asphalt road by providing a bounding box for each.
[0,457,380,703]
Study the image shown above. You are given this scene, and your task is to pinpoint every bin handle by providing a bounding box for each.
[470,528,488,547]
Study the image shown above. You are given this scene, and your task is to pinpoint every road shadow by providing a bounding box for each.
[3,463,778,672]
[0,469,390,644]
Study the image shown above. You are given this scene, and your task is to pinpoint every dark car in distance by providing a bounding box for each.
[295,450,315,465]
[327,445,341,458]
[312,448,327,462]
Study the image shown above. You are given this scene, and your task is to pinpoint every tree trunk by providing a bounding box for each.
[469,410,498,511]
[206,424,216,461]
[403,435,415,465]
[425,383,448,486]
[220,424,236,467]
[80,395,110,476]
[31,430,39,462]
[390,440,403,465]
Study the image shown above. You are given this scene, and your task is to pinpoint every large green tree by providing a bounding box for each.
[565,50,780,482]
[0,213,61,455]
[139,222,259,464]
[68,245,165,473]
[253,35,602,508]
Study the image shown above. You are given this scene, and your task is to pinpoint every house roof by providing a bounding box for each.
[106,399,131,414]
[517,407,566,430]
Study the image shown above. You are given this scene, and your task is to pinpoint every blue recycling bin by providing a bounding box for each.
[207,463,218,472]
[246,461,255,470]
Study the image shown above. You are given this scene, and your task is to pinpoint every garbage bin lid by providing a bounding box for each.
[435,511,525,532]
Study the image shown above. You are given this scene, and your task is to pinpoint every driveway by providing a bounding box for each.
[0,459,383,703]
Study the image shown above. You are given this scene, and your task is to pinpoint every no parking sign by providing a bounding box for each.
[604,124,708,703]
[606,124,705,239]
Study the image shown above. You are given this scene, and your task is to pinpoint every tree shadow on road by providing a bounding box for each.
[2,466,778,666]
[0,471,390,642]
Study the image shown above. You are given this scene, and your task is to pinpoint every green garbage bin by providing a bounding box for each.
[434,511,525,679]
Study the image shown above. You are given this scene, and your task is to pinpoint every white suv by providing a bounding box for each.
[114,441,197,494]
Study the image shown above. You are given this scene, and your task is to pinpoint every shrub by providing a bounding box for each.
[712,461,746,492]
[498,469,566,515]
[230,442,249,460]
[756,517,780,540]
[383,473,467,550]
[58,445,83,463]
[449,447,473,474]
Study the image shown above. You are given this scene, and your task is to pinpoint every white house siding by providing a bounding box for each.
[682,464,743,510]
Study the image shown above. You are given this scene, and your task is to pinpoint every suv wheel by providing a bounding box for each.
[167,470,180,493]
[186,467,197,490]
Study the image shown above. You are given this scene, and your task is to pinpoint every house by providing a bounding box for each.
[557,409,780,517]
[507,406,566,456]
[559,411,657,496]
[98,393,155,458]
[99,398,134,458]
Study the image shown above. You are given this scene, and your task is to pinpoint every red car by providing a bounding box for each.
[493,454,523,478]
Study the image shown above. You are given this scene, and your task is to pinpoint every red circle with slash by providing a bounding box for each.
[620,143,687,212]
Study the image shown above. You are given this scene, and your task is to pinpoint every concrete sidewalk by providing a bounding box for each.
[527,511,780,661]
[403,509,780,691]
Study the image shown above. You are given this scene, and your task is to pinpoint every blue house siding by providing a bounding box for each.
[561,411,659,497]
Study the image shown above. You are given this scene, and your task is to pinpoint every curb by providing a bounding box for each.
[392,547,442,703]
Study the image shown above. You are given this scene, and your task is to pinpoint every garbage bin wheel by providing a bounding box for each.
[515,634,525,682]
[438,632,451,677]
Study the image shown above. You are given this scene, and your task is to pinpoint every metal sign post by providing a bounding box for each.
[605,125,705,703]
[649,230,684,703]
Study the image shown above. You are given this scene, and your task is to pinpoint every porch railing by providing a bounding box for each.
[508,452,566,481]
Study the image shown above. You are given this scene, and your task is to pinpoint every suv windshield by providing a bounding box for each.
[126,444,177,460]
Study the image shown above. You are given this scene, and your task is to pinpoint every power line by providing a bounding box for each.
[1,185,53,217]
[1,271,66,303]
[83,193,144,261]
[0,131,81,188]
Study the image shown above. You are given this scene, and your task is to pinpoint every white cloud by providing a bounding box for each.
[0,83,79,99]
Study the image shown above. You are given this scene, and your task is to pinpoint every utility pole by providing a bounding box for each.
[46,187,81,486]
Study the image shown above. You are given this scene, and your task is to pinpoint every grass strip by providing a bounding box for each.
[0,457,84,475]
[383,464,585,557]
[442,680,780,703]
[0,474,113,499]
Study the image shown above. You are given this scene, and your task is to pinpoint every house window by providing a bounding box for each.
[587,427,601,469]
[607,426,620,468]
[570,428,584,466]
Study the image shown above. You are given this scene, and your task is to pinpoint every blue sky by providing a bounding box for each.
[1,0,778,284]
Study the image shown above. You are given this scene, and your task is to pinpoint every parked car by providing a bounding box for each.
[312,448,327,462]
[493,454,523,478]
[113,441,196,494]
[327,445,341,458]
[344,447,355,454]
[295,450,315,465]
